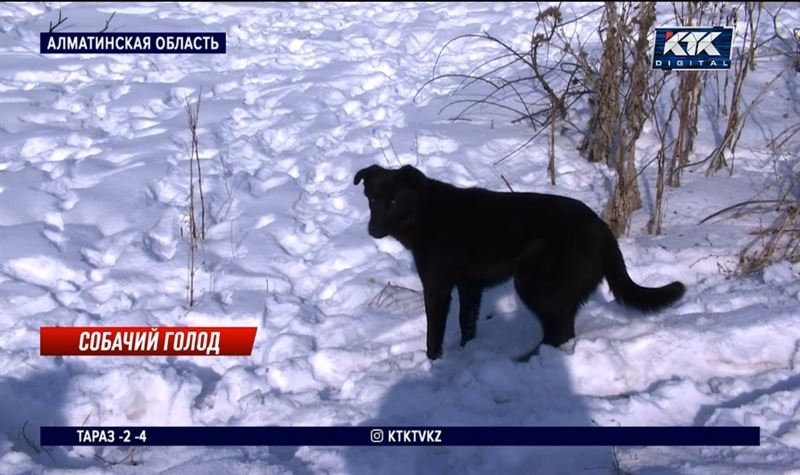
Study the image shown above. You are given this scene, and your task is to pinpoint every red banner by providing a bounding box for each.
[40,327,257,356]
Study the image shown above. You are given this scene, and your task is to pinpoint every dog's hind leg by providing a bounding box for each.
[536,305,578,347]
[513,271,581,353]
[457,282,482,347]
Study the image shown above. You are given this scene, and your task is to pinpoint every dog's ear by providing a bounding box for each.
[354,165,383,186]
[399,165,426,187]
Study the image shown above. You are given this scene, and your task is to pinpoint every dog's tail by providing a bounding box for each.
[603,234,685,312]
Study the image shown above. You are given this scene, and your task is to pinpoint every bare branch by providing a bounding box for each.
[699,199,784,224]
[48,10,67,33]
[99,11,116,33]
[22,420,53,459]
[500,174,515,192]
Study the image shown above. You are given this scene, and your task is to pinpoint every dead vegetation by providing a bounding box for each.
[415,4,600,181]
[369,281,424,313]
[419,2,796,272]
[597,2,655,237]
[184,92,206,307]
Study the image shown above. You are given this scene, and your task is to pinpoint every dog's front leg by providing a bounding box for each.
[421,277,453,360]
[457,283,481,347]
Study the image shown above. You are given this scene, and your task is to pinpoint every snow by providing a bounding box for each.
[1,2,799,474]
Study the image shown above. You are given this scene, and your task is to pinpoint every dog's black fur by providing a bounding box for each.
[355,165,686,360]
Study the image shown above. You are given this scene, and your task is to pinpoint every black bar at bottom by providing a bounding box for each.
[41,426,759,447]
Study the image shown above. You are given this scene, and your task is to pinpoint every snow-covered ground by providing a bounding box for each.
[1,2,798,474]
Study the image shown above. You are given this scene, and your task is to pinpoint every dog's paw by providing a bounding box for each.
[515,345,540,363]
[459,333,475,347]
[426,347,442,360]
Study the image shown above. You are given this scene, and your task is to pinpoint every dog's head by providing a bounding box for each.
[354,165,426,239]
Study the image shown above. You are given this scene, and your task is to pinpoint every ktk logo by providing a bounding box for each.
[652,27,733,71]
[663,30,722,56]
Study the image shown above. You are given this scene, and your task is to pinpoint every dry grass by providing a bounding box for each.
[184,92,205,307]
[369,281,423,313]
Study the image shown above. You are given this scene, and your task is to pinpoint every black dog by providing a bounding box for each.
[354,165,685,360]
